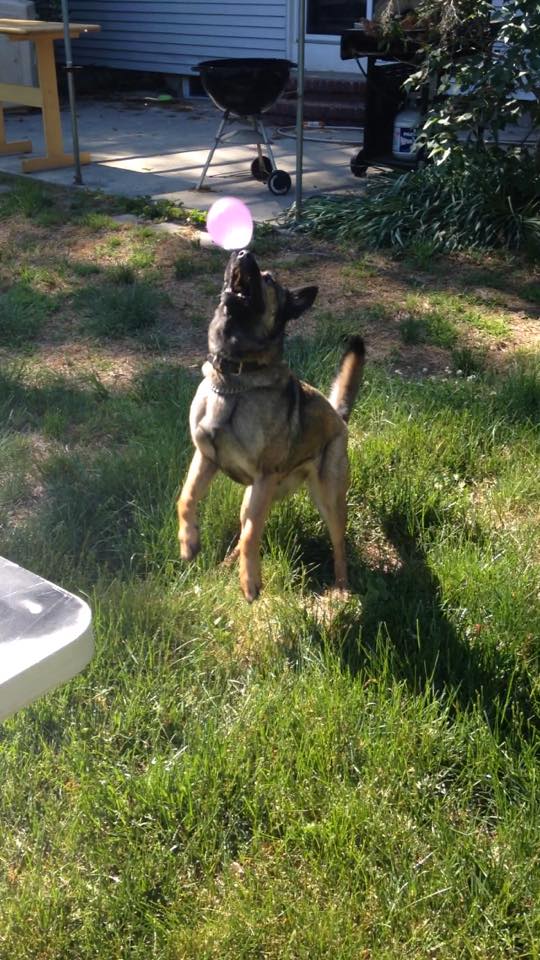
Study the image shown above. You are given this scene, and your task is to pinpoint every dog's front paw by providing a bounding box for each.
[179,526,200,562]
[240,572,261,603]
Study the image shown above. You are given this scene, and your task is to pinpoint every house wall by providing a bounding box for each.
[68,0,289,75]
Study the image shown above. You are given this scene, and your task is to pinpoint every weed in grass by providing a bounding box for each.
[42,407,69,440]
[129,247,155,270]
[451,345,487,376]
[76,280,165,337]
[0,179,54,222]
[252,224,283,256]
[201,279,219,297]
[403,295,459,348]
[398,313,427,345]
[341,257,378,286]
[174,255,203,280]
[0,284,55,345]
[523,280,540,303]
[404,236,441,270]
[136,225,158,240]
[17,263,66,290]
[69,260,102,277]
[174,252,222,281]
[428,292,510,338]
[119,195,186,222]
[494,351,540,424]
[0,433,35,507]
[187,311,208,328]
[79,212,121,231]
[107,263,136,285]
[134,330,172,352]
[99,235,123,254]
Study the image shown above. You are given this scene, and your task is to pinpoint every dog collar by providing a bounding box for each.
[208,353,268,377]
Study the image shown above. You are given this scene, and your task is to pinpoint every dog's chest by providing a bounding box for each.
[190,382,296,484]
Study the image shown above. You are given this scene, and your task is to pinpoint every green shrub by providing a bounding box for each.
[294,151,540,253]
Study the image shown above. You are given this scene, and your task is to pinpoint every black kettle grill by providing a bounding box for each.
[195,57,294,196]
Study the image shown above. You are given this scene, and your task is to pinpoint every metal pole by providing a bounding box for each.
[294,0,306,224]
[60,0,82,184]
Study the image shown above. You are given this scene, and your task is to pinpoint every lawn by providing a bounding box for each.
[0,175,539,960]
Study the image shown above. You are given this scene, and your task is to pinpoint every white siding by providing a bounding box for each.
[68,0,289,75]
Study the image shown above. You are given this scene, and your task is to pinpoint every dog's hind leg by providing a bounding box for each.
[177,450,218,561]
[307,435,349,592]
[221,539,240,567]
[238,475,278,602]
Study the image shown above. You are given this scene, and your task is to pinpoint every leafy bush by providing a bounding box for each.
[297,0,540,253]
[294,151,540,253]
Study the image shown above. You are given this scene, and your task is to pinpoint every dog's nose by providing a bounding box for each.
[236,249,249,260]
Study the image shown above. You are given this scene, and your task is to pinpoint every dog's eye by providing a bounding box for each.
[263,274,272,284]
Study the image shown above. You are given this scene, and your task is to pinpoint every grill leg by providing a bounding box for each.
[252,119,266,170]
[255,117,277,171]
[196,110,230,190]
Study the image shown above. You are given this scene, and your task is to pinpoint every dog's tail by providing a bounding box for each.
[328,335,365,423]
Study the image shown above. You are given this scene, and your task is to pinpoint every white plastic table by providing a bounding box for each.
[0,557,93,721]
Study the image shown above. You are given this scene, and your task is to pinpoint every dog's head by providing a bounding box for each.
[208,250,318,364]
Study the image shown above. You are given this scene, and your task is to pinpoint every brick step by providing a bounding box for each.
[286,72,366,97]
[267,97,365,126]
[267,70,366,126]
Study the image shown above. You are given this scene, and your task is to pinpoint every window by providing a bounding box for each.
[307,0,367,36]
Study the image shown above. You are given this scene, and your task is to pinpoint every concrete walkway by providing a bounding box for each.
[2,97,364,221]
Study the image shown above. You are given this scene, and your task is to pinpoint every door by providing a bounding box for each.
[290,0,373,73]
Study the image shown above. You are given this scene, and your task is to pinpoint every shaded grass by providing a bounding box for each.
[0,283,56,345]
[174,251,223,280]
[75,279,166,338]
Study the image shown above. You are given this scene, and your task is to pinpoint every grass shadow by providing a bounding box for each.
[289,505,536,736]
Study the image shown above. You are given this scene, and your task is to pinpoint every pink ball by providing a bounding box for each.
[206,197,254,250]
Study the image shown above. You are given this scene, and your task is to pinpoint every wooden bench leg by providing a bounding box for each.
[21,37,91,173]
[0,103,32,156]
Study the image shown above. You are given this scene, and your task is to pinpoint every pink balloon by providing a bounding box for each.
[206,197,254,250]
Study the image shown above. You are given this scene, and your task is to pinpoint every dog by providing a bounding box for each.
[177,248,365,602]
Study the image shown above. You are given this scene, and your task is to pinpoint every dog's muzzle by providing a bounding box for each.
[223,250,263,311]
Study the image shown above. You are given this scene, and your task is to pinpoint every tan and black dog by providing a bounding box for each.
[177,249,364,601]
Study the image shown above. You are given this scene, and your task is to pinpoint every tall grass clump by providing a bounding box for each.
[293,151,540,253]
[76,279,165,337]
[0,284,55,344]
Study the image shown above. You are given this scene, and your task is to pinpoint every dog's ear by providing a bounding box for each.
[284,285,318,321]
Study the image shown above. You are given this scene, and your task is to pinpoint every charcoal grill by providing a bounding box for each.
[195,58,294,195]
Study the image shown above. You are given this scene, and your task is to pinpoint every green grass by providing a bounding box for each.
[0,283,56,345]
[0,320,539,958]
[76,279,166,337]
[174,247,225,281]
[0,179,538,957]
[400,292,510,348]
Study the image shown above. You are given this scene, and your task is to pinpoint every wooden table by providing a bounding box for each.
[0,18,100,172]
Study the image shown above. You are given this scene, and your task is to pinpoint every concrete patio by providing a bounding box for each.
[1,95,365,221]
